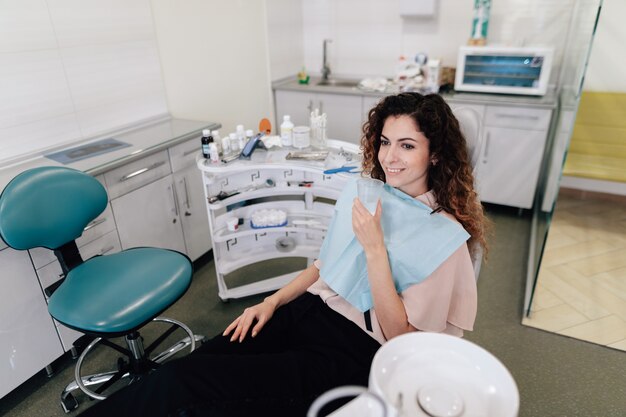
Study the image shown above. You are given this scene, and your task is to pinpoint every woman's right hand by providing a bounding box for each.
[222,298,277,342]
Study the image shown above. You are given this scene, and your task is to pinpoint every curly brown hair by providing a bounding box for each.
[361,92,488,255]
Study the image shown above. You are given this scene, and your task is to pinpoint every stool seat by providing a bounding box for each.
[48,248,192,335]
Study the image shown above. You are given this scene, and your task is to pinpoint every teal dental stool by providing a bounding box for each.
[0,166,202,412]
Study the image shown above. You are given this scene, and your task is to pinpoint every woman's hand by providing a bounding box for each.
[223,298,277,342]
[352,198,385,255]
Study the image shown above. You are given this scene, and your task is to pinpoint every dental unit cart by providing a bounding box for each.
[197,139,359,301]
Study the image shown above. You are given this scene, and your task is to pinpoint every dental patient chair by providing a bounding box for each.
[0,166,202,413]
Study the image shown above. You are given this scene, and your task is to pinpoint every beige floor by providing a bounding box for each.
[523,188,626,351]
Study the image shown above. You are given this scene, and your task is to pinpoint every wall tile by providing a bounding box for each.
[0,0,57,53]
[60,40,165,112]
[47,0,154,48]
[0,50,74,129]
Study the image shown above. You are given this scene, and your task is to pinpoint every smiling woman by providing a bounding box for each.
[362,92,488,257]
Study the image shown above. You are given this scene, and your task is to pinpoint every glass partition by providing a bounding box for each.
[523,0,603,315]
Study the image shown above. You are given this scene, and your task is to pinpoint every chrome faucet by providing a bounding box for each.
[321,39,332,81]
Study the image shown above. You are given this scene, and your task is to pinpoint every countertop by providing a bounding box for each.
[0,117,220,192]
[273,77,558,109]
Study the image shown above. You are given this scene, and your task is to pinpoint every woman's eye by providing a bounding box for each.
[402,143,415,150]
[380,139,390,146]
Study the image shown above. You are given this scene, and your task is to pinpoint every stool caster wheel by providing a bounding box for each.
[61,392,79,413]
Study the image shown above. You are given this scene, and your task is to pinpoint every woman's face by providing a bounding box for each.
[377,115,432,197]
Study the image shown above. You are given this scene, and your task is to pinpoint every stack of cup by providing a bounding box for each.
[310,109,327,149]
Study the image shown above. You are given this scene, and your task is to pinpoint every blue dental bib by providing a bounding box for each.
[319,179,470,312]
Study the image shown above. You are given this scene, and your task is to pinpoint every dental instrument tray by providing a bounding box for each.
[285,151,329,161]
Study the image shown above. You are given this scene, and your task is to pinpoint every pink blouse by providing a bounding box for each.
[307,191,477,344]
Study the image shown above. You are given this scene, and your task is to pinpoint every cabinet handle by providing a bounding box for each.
[308,100,313,113]
[182,177,191,210]
[495,113,539,121]
[120,161,166,182]
[171,183,180,217]
[483,132,490,162]
[99,245,115,255]
[83,217,106,231]
[319,101,324,114]
[183,149,198,157]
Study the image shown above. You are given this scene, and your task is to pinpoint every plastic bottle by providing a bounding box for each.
[208,143,219,162]
[229,133,239,152]
[211,130,222,156]
[236,125,246,151]
[201,129,212,159]
[221,135,231,156]
[280,115,294,147]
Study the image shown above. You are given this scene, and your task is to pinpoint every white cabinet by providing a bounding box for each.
[274,90,363,145]
[476,105,552,209]
[0,247,63,398]
[112,175,186,253]
[477,127,547,209]
[198,141,359,301]
[169,138,213,261]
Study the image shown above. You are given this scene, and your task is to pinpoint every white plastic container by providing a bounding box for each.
[292,126,311,149]
[280,115,294,147]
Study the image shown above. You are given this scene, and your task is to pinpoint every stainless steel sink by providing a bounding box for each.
[315,79,360,88]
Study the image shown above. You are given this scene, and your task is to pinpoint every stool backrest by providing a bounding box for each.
[0,167,107,250]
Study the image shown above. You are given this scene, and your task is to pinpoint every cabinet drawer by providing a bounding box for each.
[485,106,551,130]
[169,138,201,172]
[105,151,171,199]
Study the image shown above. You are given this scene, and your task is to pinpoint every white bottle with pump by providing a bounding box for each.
[280,115,294,147]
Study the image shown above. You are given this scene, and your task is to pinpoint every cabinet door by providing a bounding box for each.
[173,166,212,261]
[274,90,314,128]
[477,127,547,209]
[317,92,363,144]
[0,248,63,398]
[111,175,186,253]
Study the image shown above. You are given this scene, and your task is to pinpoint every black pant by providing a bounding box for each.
[78,293,381,417]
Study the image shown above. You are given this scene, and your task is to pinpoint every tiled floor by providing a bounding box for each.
[523,188,626,351]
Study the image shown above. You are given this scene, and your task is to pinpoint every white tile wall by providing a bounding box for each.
[0,0,168,163]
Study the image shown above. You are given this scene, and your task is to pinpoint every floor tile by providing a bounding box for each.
[558,315,626,346]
